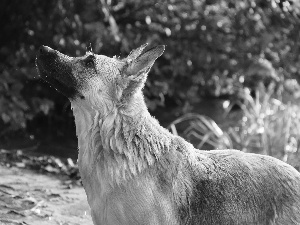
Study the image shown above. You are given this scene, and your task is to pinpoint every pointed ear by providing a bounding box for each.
[125,45,165,76]
[120,45,165,99]
[126,43,148,63]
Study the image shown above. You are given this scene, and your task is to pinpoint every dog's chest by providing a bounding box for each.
[78,146,106,197]
[77,140,177,224]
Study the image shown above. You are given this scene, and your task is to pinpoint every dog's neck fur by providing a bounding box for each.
[71,92,173,188]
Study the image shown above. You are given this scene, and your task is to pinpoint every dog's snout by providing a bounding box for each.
[38,45,55,56]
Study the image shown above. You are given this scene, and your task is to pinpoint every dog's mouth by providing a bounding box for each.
[36,46,84,99]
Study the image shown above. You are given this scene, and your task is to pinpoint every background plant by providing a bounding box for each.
[168,113,232,150]
[228,84,300,160]
[1,0,300,146]
[170,83,300,169]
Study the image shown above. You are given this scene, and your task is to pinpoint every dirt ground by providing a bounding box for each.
[0,165,93,225]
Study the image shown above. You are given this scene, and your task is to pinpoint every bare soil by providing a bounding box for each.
[0,165,93,225]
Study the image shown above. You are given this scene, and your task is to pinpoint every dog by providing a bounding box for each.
[36,44,300,225]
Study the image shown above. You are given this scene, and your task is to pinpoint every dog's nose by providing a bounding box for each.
[38,45,55,56]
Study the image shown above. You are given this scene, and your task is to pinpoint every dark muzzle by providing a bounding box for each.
[36,46,82,99]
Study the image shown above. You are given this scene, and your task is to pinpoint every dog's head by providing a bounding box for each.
[36,44,164,111]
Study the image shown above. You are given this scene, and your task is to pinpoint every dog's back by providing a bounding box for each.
[175,147,300,224]
[36,44,300,225]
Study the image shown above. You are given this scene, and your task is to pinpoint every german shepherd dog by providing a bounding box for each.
[36,44,300,225]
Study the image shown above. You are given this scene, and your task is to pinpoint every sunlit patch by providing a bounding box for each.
[222,100,230,109]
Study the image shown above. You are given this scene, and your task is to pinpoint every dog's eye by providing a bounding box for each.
[85,59,94,68]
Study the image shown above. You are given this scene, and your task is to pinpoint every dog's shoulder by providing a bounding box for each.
[181,148,300,224]
[153,136,300,224]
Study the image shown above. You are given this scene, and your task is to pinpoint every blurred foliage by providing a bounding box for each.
[228,84,300,160]
[1,0,300,139]
[171,84,300,169]
[168,113,232,149]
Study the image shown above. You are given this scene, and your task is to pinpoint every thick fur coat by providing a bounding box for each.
[36,44,300,225]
